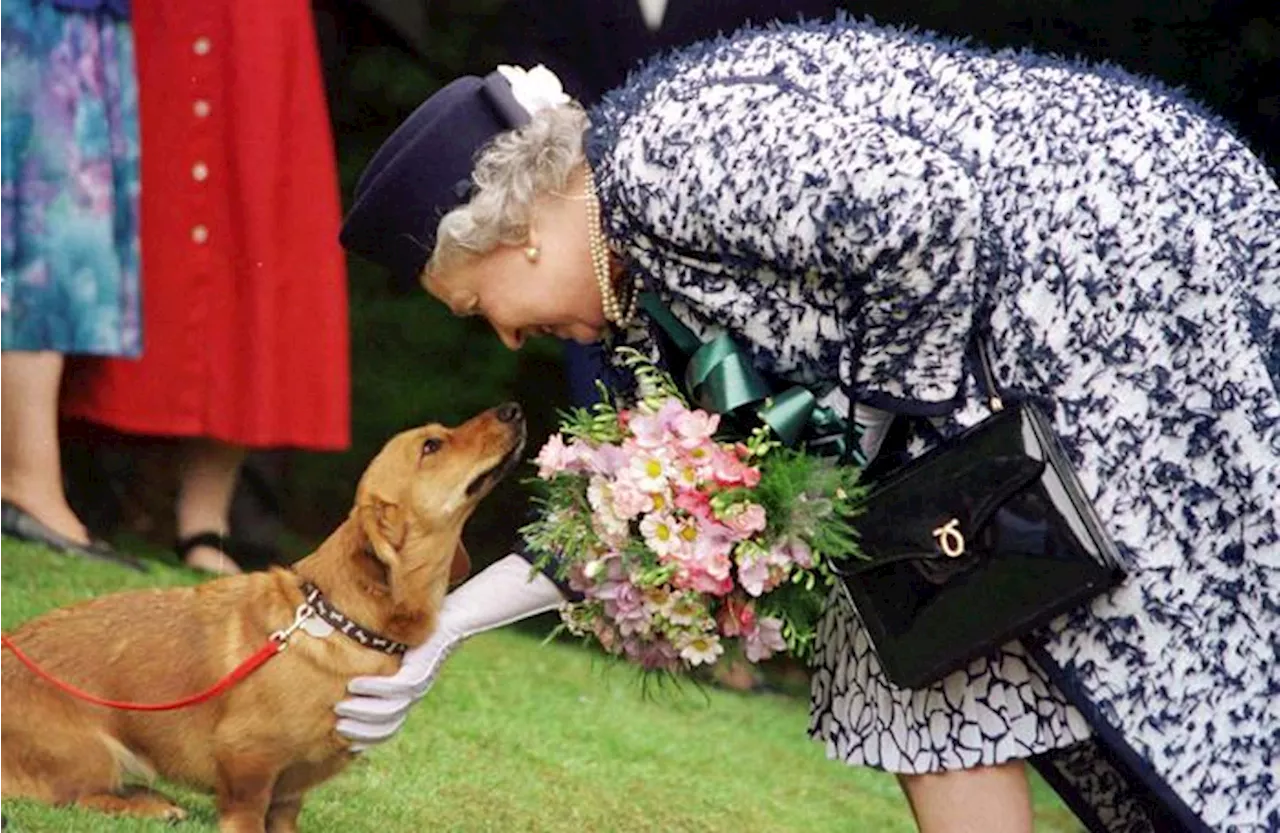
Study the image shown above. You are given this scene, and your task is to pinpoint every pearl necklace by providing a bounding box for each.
[584,171,640,327]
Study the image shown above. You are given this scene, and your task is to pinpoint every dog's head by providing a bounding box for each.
[352,402,526,602]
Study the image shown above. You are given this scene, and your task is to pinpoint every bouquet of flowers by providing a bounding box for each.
[522,350,865,674]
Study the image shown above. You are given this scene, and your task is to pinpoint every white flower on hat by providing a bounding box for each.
[496,64,571,117]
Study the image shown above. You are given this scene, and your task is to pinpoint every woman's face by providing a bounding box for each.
[424,169,607,350]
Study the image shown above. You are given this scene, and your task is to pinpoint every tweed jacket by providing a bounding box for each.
[583,17,1279,832]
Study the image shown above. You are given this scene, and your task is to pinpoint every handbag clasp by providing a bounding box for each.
[932,519,966,558]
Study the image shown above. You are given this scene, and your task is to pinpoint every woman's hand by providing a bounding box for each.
[333,554,565,750]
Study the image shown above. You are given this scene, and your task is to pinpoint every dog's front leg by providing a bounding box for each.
[265,794,303,833]
[214,752,281,833]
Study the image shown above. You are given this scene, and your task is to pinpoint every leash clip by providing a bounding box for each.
[271,603,316,650]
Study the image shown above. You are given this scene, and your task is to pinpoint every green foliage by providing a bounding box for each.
[521,472,598,568]
[618,346,686,404]
[557,398,627,445]
[742,447,867,567]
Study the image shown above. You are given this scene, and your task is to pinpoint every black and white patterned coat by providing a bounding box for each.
[582,17,1280,833]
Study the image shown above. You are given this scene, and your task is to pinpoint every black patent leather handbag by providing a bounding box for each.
[837,339,1126,689]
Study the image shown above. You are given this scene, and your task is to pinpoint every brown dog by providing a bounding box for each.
[1,403,526,832]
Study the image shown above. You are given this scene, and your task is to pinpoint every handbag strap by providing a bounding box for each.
[838,335,1005,464]
[974,337,1004,413]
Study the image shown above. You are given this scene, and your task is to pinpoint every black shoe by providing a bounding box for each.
[0,499,147,572]
[176,531,243,575]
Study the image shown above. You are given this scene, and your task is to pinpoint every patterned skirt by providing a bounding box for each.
[1,0,142,356]
[808,590,1093,773]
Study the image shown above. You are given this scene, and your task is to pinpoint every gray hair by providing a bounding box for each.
[429,103,590,275]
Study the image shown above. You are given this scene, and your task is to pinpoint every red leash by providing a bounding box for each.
[1,634,282,711]
[0,604,311,712]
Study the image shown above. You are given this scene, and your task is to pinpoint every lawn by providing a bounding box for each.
[1,540,1083,832]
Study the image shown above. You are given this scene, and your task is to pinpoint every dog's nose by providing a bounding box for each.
[496,402,523,423]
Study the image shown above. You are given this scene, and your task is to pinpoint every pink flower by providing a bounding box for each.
[676,565,735,596]
[593,621,622,654]
[602,580,645,623]
[670,461,701,491]
[610,481,652,519]
[635,638,680,671]
[683,441,717,475]
[628,410,666,448]
[567,561,593,594]
[586,443,628,476]
[781,538,813,568]
[709,448,760,487]
[655,398,688,427]
[534,434,576,478]
[737,551,770,597]
[617,608,653,638]
[722,503,767,538]
[692,521,736,563]
[758,543,796,591]
[702,549,733,581]
[628,400,679,445]
[743,616,787,662]
[672,409,720,449]
[717,596,757,638]
[674,489,714,521]
[584,554,627,600]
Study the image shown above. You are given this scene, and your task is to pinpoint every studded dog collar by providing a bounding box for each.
[299,581,408,656]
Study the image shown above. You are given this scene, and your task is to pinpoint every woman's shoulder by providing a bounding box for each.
[585,14,1236,158]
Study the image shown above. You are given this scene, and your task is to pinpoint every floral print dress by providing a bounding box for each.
[2,0,141,356]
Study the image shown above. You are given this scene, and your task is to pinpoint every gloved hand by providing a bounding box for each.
[334,554,564,750]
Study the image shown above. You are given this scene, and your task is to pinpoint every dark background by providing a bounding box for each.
[74,1,1278,569]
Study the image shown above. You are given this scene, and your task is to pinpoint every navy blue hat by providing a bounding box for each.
[340,71,536,284]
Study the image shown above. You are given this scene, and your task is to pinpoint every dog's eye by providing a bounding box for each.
[421,438,443,456]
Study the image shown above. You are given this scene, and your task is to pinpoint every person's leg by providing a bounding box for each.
[898,760,1034,833]
[176,437,247,575]
[1,351,91,543]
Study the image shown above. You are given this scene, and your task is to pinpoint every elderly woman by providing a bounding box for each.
[336,17,1278,833]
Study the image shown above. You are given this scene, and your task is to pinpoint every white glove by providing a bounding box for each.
[334,554,564,750]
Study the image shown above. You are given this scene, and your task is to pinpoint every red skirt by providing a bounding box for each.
[63,0,350,451]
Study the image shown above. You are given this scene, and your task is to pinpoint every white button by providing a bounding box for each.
[193,37,212,56]
[191,225,209,244]
[192,162,209,182]
[193,99,211,118]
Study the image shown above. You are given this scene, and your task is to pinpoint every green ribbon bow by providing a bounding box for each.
[639,294,851,458]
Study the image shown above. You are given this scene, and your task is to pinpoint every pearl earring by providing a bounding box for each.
[524,245,540,263]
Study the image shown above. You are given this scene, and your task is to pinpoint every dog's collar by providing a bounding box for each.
[299,581,408,656]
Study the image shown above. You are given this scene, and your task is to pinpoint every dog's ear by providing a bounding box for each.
[356,496,408,600]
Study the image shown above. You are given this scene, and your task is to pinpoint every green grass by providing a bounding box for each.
[1,540,1083,832]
